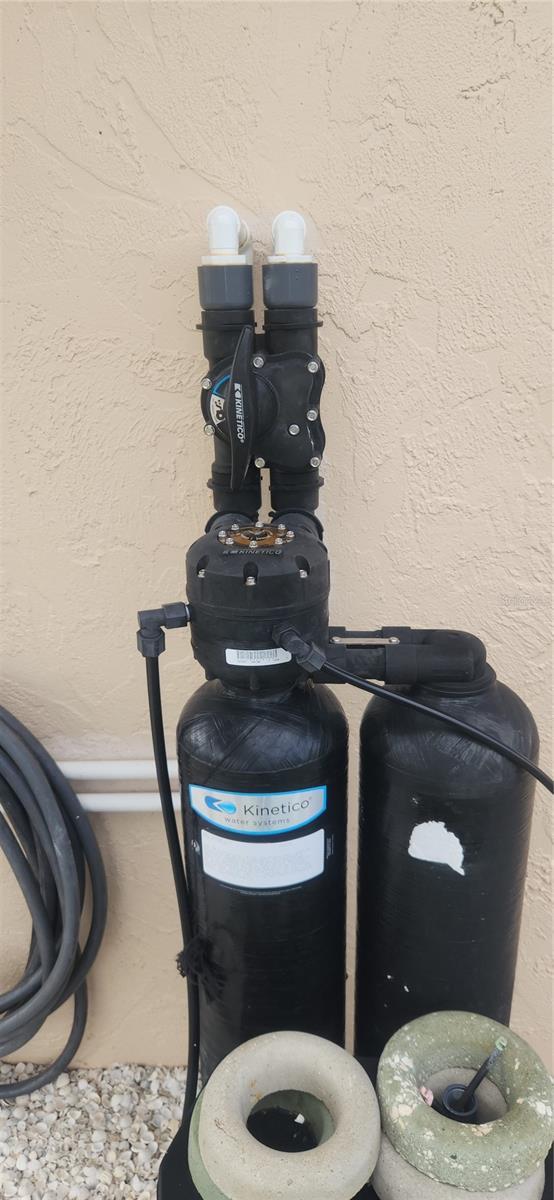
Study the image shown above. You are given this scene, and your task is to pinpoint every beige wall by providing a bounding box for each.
[1,1,552,1070]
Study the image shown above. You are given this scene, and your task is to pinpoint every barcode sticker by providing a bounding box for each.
[225,647,292,666]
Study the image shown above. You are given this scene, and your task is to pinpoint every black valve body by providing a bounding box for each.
[201,344,325,517]
[186,513,329,691]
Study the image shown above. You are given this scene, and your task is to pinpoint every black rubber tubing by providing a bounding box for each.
[0,704,108,1098]
[323,662,554,793]
[145,658,200,1122]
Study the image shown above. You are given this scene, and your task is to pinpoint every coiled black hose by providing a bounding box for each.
[0,705,108,1098]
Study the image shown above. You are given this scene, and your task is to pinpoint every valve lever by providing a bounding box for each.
[227,325,257,491]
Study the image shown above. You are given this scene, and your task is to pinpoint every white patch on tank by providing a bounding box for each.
[408,820,465,876]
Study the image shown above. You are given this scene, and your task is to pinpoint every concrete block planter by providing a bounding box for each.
[188,1030,381,1200]
[373,1132,545,1200]
[373,1012,553,1199]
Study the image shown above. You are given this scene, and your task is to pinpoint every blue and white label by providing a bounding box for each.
[189,784,327,836]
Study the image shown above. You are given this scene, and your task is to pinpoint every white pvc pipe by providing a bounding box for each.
[56,761,178,814]
[79,792,180,814]
[59,760,178,781]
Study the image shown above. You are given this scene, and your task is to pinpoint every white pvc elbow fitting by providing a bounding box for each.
[203,206,251,265]
[269,210,314,263]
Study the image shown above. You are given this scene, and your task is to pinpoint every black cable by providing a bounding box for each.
[322,662,553,793]
[458,1038,507,1110]
[0,705,108,1098]
[145,658,200,1123]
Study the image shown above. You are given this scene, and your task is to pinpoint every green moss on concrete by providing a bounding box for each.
[377,1012,554,1192]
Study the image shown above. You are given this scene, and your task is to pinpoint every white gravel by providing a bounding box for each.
[0,1061,188,1199]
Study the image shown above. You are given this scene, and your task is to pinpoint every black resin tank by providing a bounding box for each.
[178,678,348,1080]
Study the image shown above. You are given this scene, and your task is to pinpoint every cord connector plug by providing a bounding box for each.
[275,627,326,674]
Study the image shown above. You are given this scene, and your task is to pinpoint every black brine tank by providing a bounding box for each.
[178,678,348,1080]
[355,666,538,1058]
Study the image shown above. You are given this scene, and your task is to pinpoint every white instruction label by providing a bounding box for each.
[225,647,292,667]
[190,784,326,836]
[201,828,325,889]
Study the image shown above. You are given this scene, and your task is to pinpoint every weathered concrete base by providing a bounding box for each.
[377,1012,554,1192]
[372,1134,546,1200]
[190,1031,380,1200]
[188,1093,229,1200]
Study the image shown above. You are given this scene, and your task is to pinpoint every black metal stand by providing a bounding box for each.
[157,1058,553,1200]
[156,1116,197,1200]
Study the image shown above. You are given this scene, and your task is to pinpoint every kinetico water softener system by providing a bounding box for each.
[137,208,552,1154]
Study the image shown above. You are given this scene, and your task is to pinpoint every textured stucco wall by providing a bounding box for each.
[1,1,552,1070]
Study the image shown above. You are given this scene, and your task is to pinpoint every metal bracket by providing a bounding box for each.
[329,631,400,646]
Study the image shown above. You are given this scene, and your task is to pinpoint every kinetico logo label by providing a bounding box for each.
[234,383,246,443]
[189,784,327,836]
[205,796,237,815]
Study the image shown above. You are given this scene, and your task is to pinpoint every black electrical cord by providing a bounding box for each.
[0,705,108,1098]
[323,662,554,793]
[145,658,200,1123]
[457,1037,507,1110]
